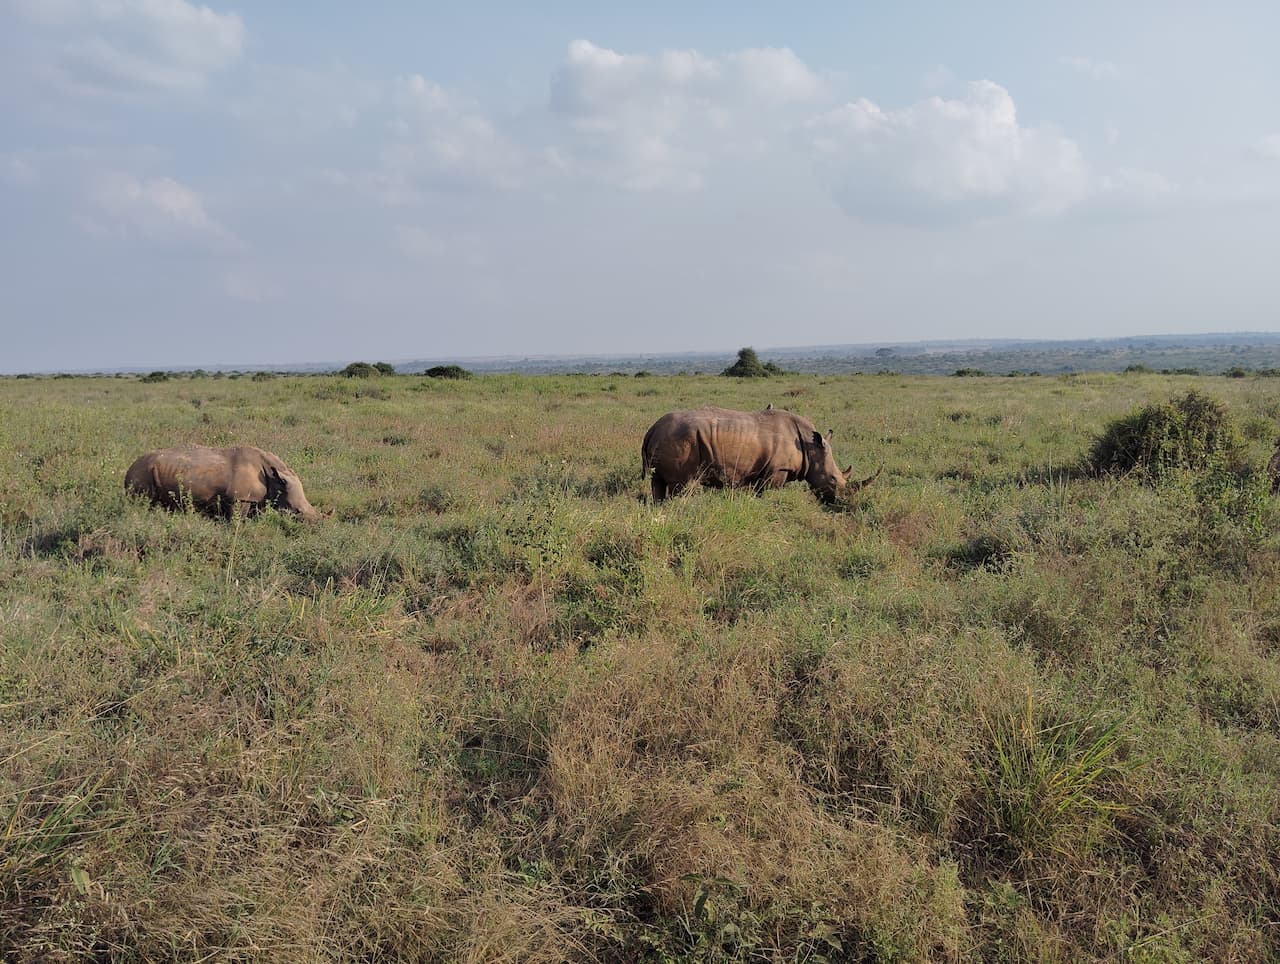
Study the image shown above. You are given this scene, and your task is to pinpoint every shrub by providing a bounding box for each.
[423,365,473,380]
[1088,390,1248,482]
[140,371,170,383]
[373,362,397,375]
[1122,364,1153,374]
[340,362,378,378]
[953,368,986,377]
[722,347,787,378]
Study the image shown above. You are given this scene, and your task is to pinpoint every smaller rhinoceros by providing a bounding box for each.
[125,445,320,520]
[641,405,879,504]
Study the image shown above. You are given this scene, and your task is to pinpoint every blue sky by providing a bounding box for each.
[2,1,1279,372]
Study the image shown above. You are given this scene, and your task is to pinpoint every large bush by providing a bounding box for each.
[424,364,473,380]
[1088,390,1248,482]
[722,347,785,378]
[340,362,379,378]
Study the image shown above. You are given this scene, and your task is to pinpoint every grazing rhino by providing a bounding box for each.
[641,406,879,504]
[125,445,320,520]
[1269,440,1280,493]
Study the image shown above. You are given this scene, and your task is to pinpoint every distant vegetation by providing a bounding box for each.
[341,361,396,378]
[423,364,474,380]
[721,346,786,378]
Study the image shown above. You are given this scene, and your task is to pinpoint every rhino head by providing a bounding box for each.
[804,429,852,504]
[265,461,320,521]
[804,429,880,505]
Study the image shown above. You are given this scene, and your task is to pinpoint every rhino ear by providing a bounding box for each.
[812,430,826,450]
[826,429,834,442]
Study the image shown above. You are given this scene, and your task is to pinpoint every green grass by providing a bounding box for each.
[1,371,1279,960]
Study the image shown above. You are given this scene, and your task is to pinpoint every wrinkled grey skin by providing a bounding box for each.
[125,445,320,520]
[641,406,877,504]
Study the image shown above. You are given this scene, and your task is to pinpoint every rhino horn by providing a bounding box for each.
[847,465,883,492]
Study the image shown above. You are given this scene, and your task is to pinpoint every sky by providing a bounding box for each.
[2,1,1279,372]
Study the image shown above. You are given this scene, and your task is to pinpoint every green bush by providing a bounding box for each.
[722,347,785,378]
[140,371,170,383]
[1088,390,1248,482]
[340,362,379,378]
[423,365,473,379]
[373,362,397,375]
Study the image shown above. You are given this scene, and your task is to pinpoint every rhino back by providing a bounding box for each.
[649,407,804,483]
[127,446,264,509]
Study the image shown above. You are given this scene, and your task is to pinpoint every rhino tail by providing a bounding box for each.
[848,465,883,492]
[640,424,655,479]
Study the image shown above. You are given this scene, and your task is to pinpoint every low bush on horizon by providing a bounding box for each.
[341,361,396,378]
[424,364,474,380]
[1,371,1278,960]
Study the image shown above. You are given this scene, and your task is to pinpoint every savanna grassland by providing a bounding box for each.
[2,371,1279,962]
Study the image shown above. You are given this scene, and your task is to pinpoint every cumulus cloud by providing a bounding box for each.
[10,0,245,94]
[548,39,823,191]
[369,74,523,201]
[1059,56,1120,80]
[806,81,1090,222]
[86,173,236,244]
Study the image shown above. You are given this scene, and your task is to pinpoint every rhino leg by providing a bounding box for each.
[651,474,669,502]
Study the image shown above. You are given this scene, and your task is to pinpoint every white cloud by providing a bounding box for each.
[548,39,823,192]
[86,173,236,244]
[10,0,245,94]
[1059,56,1120,80]
[368,74,524,201]
[728,47,825,103]
[807,81,1091,222]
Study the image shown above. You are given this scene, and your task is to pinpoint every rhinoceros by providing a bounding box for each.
[125,445,320,520]
[641,406,879,504]
[1269,440,1280,493]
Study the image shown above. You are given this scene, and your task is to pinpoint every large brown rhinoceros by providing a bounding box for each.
[641,406,878,504]
[125,445,320,520]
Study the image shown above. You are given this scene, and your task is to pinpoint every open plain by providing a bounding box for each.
[2,371,1278,961]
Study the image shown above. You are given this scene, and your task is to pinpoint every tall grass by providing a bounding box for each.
[1,371,1278,959]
